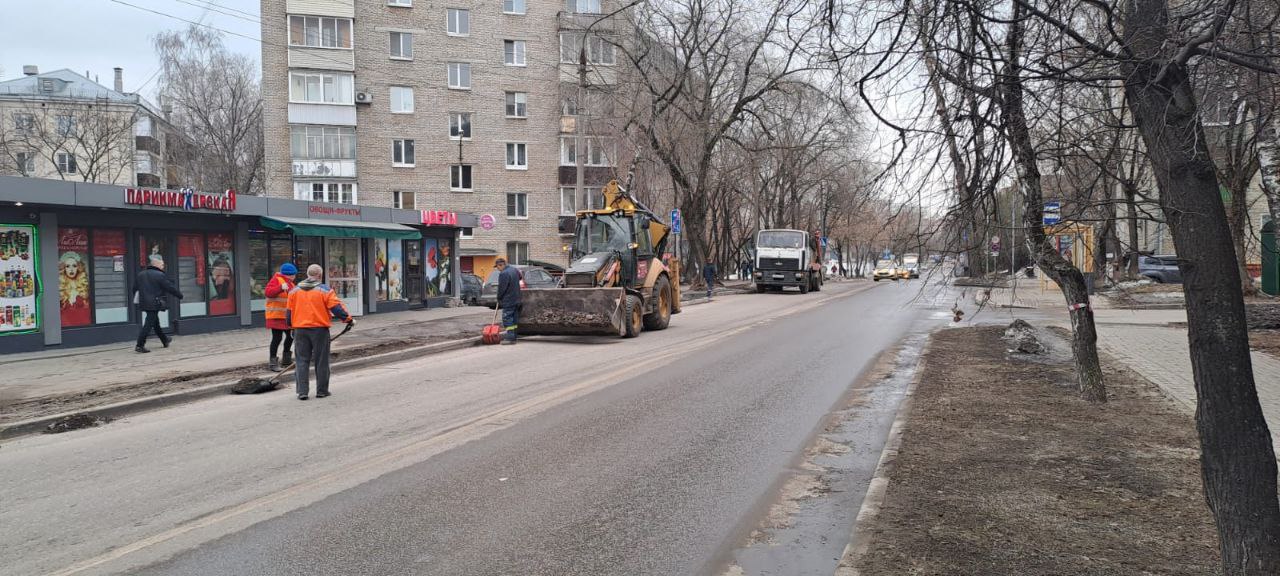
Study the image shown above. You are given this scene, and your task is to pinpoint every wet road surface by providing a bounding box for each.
[2,280,945,576]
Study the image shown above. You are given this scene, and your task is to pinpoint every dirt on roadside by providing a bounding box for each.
[1252,329,1280,360]
[852,326,1222,575]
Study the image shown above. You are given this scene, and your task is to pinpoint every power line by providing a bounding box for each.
[188,0,261,20]
[167,0,260,24]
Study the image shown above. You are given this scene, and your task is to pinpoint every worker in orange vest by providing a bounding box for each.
[265,262,297,371]
[286,264,353,400]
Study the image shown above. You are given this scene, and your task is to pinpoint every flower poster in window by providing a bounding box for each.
[207,233,236,315]
[58,227,92,327]
[424,238,440,296]
[388,240,403,300]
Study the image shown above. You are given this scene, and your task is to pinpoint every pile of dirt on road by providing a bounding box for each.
[1252,329,1280,361]
[853,326,1221,575]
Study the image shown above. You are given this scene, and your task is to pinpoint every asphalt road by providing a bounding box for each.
[0,279,943,576]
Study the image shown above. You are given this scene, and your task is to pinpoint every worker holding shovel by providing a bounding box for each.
[286,264,353,401]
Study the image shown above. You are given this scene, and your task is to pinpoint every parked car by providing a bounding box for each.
[460,273,483,305]
[479,265,560,308]
[1139,255,1182,283]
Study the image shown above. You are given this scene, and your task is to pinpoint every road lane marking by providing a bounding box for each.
[43,282,879,576]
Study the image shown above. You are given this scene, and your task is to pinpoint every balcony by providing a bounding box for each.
[558,12,618,32]
[291,158,357,178]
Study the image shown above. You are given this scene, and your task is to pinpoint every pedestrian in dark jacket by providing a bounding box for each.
[703,261,717,299]
[495,258,522,344]
[132,254,183,353]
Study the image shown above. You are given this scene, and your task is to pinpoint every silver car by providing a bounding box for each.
[478,265,560,308]
[1139,255,1181,283]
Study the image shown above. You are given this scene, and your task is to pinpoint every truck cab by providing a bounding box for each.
[754,229,823,294]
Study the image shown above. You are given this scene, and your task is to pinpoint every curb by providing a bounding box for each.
[0,337,479,441]
[834,335,932,576]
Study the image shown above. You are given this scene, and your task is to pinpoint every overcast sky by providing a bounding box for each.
[0,0,261,98]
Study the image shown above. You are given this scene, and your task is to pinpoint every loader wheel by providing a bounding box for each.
[643,276,672,331]
[756,284,766,293]
[799,280,809,295]
[623,294,644,338]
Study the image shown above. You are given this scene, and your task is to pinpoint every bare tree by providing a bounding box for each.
[154,25,264,194]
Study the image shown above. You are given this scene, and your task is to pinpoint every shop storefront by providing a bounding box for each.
[0,176,474,353]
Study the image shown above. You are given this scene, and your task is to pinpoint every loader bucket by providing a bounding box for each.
[519,288,627,336]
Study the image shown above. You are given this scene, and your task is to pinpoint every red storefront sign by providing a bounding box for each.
[125,187,237,212]
[421,210,458,227]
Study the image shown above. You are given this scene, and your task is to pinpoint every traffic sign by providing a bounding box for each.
[1043,201,1062,225]
[670,209,682,234]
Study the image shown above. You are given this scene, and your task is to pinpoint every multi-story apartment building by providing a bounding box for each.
[0,66,172,187]
[261,0,627,280]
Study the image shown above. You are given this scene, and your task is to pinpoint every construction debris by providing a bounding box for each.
[1003,319,1045,354]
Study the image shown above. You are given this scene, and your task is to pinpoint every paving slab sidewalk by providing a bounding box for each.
[0,305,491,410]
[994,280,1280,451]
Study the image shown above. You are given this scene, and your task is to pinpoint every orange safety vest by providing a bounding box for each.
[264,274,291,321]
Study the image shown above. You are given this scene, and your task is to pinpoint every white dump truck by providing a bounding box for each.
[753,229,824,294]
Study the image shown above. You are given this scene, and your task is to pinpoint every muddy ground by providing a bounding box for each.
[0,325,477,427]
[1252,329,1280,360]
[852,326,1222,575]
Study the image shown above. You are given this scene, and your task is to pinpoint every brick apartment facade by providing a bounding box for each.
[261,0,626,278]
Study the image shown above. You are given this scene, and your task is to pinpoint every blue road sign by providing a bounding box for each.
[670,209,682,234]
[1043,201,1062,225]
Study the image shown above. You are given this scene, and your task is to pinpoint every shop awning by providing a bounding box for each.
[459,248,498,256]
[259,216,422,240]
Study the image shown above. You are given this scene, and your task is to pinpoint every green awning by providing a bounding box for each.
[260,216,421,240]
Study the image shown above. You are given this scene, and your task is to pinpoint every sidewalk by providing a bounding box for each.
[995,278,1280,450]
[0,305,490,422]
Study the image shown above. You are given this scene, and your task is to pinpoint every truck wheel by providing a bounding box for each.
[643,276,672,331]
[799,280,809,294]
[756,284,767,293]
[623,294,644,338]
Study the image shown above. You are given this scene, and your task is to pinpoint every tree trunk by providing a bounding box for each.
[1123,1,1280,571]
[1227,186,1257,295]
[999,6,1105,402]
[1123,180,1142,279]
[1259,120,1280,237]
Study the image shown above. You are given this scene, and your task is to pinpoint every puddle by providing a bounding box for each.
[726,332,931,576]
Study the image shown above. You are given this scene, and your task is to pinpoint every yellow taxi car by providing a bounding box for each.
[873,259,900,281]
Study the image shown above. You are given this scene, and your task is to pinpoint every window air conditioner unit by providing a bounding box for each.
[355,92,372,104]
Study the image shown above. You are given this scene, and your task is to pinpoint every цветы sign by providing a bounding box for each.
[125,187,237,212]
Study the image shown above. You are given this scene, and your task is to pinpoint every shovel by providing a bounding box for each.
[230,321,355,394]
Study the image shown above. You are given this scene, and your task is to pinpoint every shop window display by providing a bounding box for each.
[207,233,236,316]
[92,229,128,324]
[178,233,208,317]
[0,224,39,334]
[57,227,92,327]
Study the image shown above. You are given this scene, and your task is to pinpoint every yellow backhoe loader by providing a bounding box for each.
[520,180,681,338]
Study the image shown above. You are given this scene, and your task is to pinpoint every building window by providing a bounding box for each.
[294,182,357,204]
[289,71,355,104]
[56,114,76,136]
[505,143,528,169]
[565,0,601,13]
[393,190,417,209]
[504,40,527,66]
[448,63,471,89]
[56,151,77,174]
[506,241,529,265]
[12,113,35,134]
[560,137,612,166]
[388,0,412,6]
[390,86,414,113]
[288,16,353,49]
[390,32,414,59]
[560,186,602,214]
[447,8,470,35]
[505,92,528,118]
[559,33,614,64]
[450,164,473,191]
[459,227,474,239]
[503,0,526,13]
[15,151,35,173]
[506,192,529,219]
[393,139,415,166]
[290,125,356,159]
[449,112,472,139]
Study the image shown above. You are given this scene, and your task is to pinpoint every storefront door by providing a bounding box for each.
[404,240,424,302]
[136,232,176,330]
[325,238,363,316]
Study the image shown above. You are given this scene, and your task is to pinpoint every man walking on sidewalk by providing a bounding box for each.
[133,254,183,354]
[495,258,521,345]
[703,261,717,300]
[286,264,353,400]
